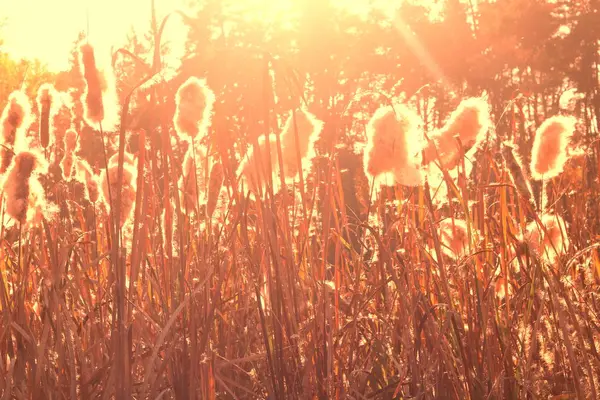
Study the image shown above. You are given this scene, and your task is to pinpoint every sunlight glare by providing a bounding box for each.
[0,0,189,72]
[0,0,447,72]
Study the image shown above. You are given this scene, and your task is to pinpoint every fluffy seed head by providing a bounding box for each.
[86,174,101,204]
[173,77,215,139]
[237,135,279,196]
[279,108,324,178]
[0,91,32,174]
[51,95,74,162]
[438,218,473,258]
[26,177,57,227]
[79,44,104,125]
[363,104,424,187]
[3,152,41,222]
[100,162,137,227]
[1,90,31,145]
[559,88,584,111]
[61,155,75,181]
[75,158,101,203]
[441,97,490,145]
[524,214,569,263]
[79,43,120,130]
[108,151,136,168]
[0,148,14,176]
[64,129,79,152]
[530,115,577,180]
[13,152,37,177]
[423,97,490,168]
[36,84,59,149]
[60,129,79,180]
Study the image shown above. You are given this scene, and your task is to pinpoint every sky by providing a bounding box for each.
[0,0,441,73]
[0,0,189,72]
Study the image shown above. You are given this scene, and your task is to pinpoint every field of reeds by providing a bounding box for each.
[1,3,600,400]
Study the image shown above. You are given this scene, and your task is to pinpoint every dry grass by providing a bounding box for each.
[0,26,599,400]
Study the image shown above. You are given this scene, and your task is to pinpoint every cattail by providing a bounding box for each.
[237,134,279,196]
[279,108,324,178]
[25,177,57,227]
[530,115,576,180]
[75,159,101,203]
[79,44,104,125]
[108,151,136,168]
[100,162,137,227]
[559,88,584,111]
[51,96,74,163]
[64,129,79,152]
[524,213,569,263]
[0,91,32,174]
[206,162,224,218]
[363,104,423,187]
[36,83,59,149]
[178,147,208,213]
[79,43,119,130]
[61,129,79,180]
[438,218,472,258]
[423,97,490,169]
[173,77,215,139]
[501,141,536,210]
[3,152,42,223]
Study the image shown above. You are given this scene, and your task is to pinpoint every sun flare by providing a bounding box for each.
[0,0,447,72]
[0,0,596,397]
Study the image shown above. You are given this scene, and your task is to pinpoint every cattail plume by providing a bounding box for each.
[3,152,41,223]
[524,213,569,263]
[50,94,74,163]
[108,151,136,169]
[75,159,101,203]
[0,91,32,174]
[438,218,472,258]
[36,83,59,149]
[61,129,79,180]
[423,97,490,169]
[64,128,79,152]
[80,44,104,125]
[279,108,324,178]
[100,162,137,227]
[237,135,279,196]
[27,177,57,226]
[530,115,576,180]
[173,77,215,140]
[559,88,584,111]
[79,43,120,130]
[363,104,423,187]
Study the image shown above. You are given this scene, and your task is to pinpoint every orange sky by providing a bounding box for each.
[0,0,439,73]
[0,0,189,71]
